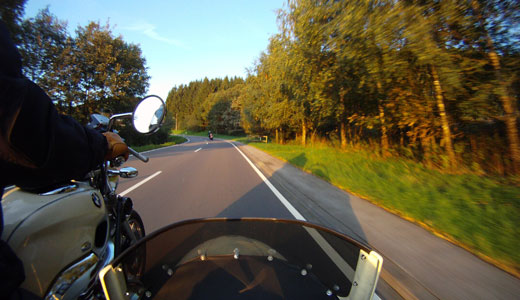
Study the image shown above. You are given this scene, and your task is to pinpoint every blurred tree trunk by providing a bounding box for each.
[339,88,348,149]
[376,80,389,156]
[340,122,347,149]
[379,104,389,155]
[487,44,519,174]
[431,65,456,168]
[302,119,307,146]
[500,92,520,173]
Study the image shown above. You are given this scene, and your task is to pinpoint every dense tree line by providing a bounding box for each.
[242,0,520,175]
[167,0,519,175]
[1,4,170,145]
[166,77,245,134]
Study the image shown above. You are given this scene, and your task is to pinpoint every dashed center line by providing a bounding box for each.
[194,148,202,153]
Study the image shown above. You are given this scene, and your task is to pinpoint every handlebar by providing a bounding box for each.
[128,147,149,163]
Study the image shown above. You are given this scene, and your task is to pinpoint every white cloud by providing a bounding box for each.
[123,21,188,49]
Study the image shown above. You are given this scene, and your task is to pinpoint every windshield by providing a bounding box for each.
[103,218,381,300]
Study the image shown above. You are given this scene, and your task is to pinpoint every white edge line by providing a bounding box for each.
[228,141,365,293]
[305,227,355,279]
[119,171,162,196]
[227,142,305,220]
[194,147,202,153]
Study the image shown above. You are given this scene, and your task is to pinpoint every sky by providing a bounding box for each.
[24,0,286,100]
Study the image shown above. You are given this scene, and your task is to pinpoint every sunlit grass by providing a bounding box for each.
[246,141,520,274]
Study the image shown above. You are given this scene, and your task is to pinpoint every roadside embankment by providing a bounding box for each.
[242,141,520,278]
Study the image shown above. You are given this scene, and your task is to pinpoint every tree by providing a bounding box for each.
[324,0,396,152]
[277,2,318,145]
[18,10,149,122]
[205,83,243,133]
[163,0,519,175]
[165,77,245,133]
[0,0,27,42]
[468,0,520,173]
[19,8,68,96]
[69,22,148,119]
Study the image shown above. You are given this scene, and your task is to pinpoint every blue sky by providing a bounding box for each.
[24,0,285,99]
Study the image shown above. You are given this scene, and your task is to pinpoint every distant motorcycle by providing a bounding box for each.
[209,132,214,140]
[1,95,166,299]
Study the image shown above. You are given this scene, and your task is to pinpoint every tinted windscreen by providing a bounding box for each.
[114,219,368,299]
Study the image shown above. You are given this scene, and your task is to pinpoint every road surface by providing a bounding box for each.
[118,136,520,300]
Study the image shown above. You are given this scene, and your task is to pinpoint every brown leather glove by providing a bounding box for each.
[103,132,129,161]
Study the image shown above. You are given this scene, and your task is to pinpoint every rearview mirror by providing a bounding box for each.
[133,95,166,134]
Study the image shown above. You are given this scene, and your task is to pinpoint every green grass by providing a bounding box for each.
[131,135,187,152]
[244,141,520,274]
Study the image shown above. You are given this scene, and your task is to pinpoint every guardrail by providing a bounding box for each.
[247,135,268,143]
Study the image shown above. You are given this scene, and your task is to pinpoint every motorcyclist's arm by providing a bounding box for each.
[1,78,109,188]
[1,21,127,189]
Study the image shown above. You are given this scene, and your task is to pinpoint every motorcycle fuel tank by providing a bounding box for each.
[1,181,108,297]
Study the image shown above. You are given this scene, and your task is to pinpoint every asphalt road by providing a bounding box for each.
[117,136,520,300]
[118,136,294,232]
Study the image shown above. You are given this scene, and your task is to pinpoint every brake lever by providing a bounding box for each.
[128,147,149,163]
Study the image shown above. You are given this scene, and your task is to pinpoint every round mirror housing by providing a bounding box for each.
[133,95,166,134]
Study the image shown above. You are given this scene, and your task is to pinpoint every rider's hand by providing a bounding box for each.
[103,132,129,161]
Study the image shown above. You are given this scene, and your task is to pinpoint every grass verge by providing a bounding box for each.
[244,141,520,276]
[131,135,187,152]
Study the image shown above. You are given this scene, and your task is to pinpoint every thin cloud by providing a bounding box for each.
[123,22,188,49]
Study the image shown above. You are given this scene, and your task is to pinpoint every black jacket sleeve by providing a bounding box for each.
[0,22,108,189]
[0,78,108,189]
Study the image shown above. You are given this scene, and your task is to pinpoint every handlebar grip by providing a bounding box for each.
[128,147,149,163]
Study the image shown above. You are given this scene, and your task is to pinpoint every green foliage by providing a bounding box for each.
[18,9,149,123]
[70,22,149,120]
[204,83,243,134]
[166,76,244,133]
[19,8,68,95]
[0,0,27,42]
[236,0,520,175]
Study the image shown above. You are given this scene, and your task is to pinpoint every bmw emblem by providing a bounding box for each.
[91,193,102,208]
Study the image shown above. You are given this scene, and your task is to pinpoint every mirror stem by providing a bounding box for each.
[108,112,133,131]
